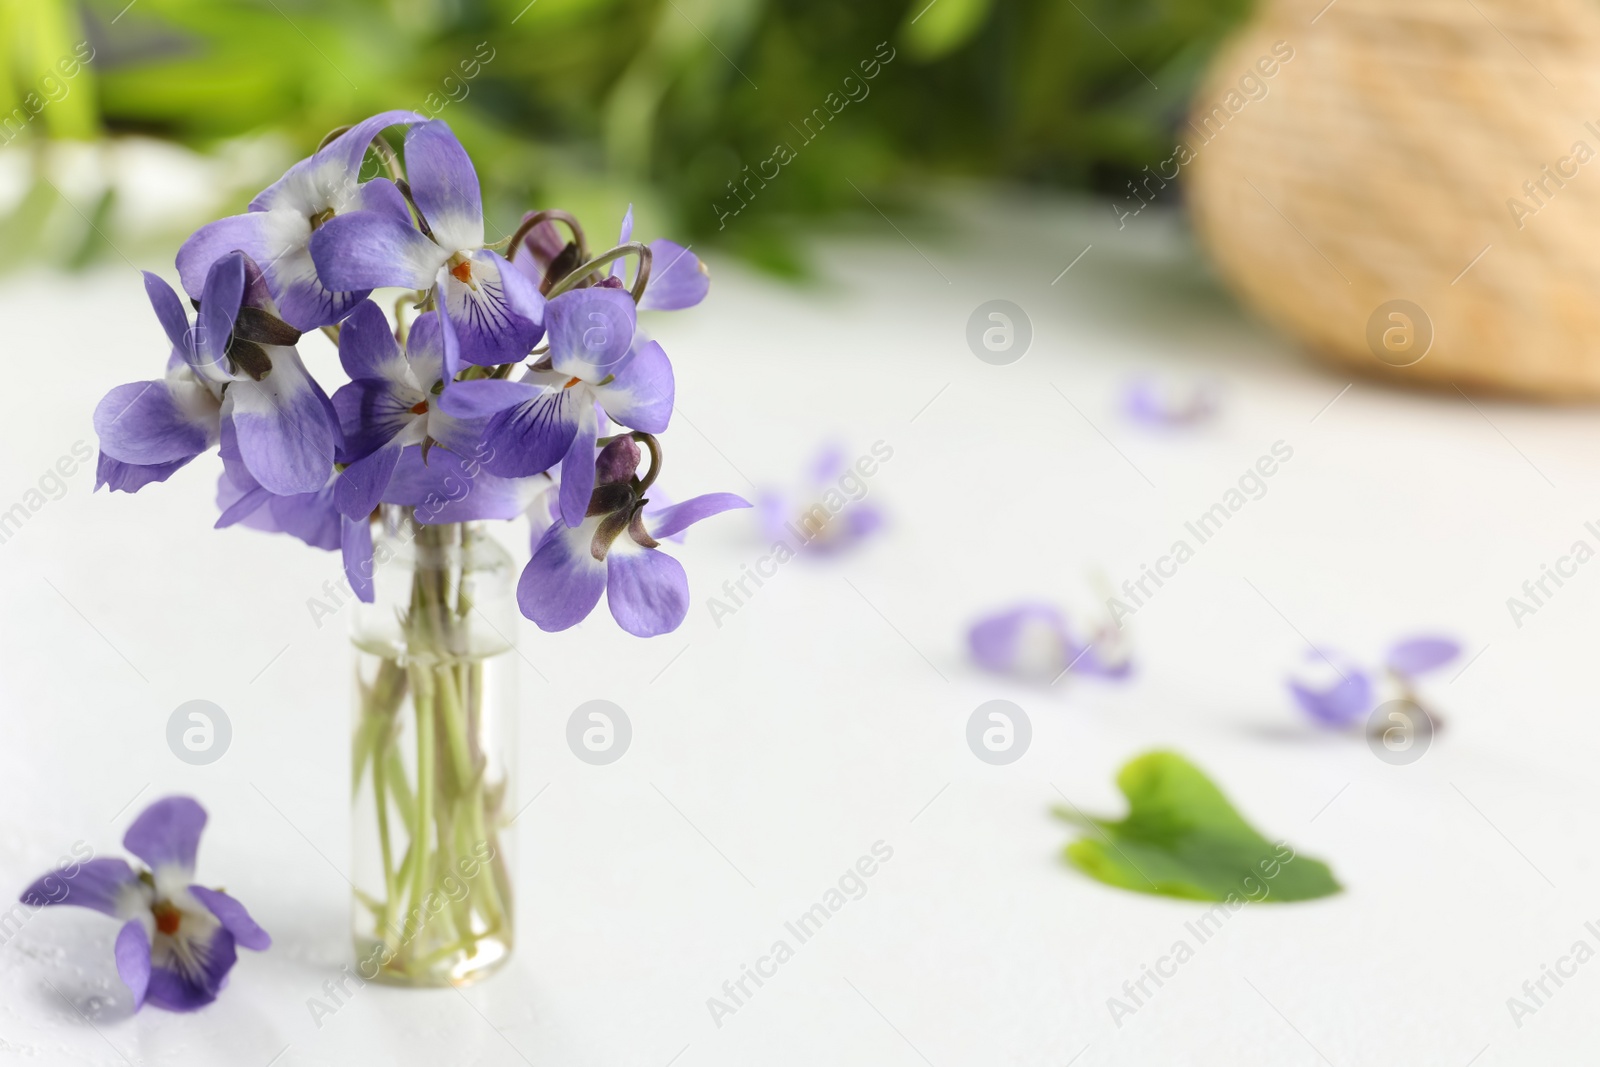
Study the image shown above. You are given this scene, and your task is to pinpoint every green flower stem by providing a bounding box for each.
[354,513,512,983]
[409,663,435,936]
[372,746,397,946]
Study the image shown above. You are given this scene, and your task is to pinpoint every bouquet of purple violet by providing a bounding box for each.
[92,111,747,985]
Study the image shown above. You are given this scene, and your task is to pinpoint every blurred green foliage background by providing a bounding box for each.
[1,0,1250,273]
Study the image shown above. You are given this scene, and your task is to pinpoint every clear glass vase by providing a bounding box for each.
[350,507,517,986]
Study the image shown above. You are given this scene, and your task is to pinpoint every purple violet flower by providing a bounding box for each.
[1122,376,1221,428]
[968,602,1133,682]
[19,797,269,1012]
[329,300,489,519]
[95,252,339,496]
[519,435,748,636]
[1288,635,1461,729]
[177,110,424,331]
[310,120,545,369]
[757,446,885,556]
[439,290,673,527]
[99,113,738,640]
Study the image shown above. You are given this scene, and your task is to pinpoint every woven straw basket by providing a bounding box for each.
[1185,0,1600,399]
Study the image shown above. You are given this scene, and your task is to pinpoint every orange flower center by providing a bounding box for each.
[153,900,181,936]
[410,400,429,415]
[450,260,474,284]
[563,377,581,388]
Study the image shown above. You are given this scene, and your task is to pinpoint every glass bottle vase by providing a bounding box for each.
[350,508,516,986]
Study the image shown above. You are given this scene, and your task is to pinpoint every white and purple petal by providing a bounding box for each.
[188,886,271,951]
[215,475,275,530]
[143,271,194,354]
[404,310,449,390]
[556,407,600,527]
[596,339,673,433]
[176,213,278,308]
[518,516,607,631]
[234,213,331,330]
[437,377,540,420]
[424,404,489,459]
[334,438,410,520]
[645,492,750,540]
[194,253,247,379]
[311,209,448,292]
[226,347,339,495]
[1386,636,1461,678]
[605,538,689,638]
[479,385,582,479]
[97,453,191,494]
[115,919,152,1009]
[122,796,206,884]
[639,239,709,311]
[262,489,342,551]
[332,378,423,463]
[19,858,147,917]
[337,300,408,383]
[969,604,1073,677]
[403,120,485,253]
[146,923,236,1013]
[437,250,545,368]
[1288,652,1375,729]
[94,376,220,466]
[343,515,376,603]
[544,287,636,380]
[250,109,425,215]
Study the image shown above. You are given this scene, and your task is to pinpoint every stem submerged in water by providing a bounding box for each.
[352,513,515,985]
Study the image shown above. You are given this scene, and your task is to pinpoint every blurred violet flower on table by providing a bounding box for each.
[968,602,1132,683]
[19,797,268,1012]
[1122,376,1222,428]
[757,446,885,557]
[1289,636,1461,729]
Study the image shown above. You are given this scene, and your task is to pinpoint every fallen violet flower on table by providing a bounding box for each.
[756,445,887,556]
[968,602,1132,683]
[1122,376,1222,428]
[19,797,268,1012]
[1288,635,1461,730]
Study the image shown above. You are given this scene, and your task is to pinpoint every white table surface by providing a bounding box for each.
[1,190,1596,1066]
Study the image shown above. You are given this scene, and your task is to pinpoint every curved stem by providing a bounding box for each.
[543,242,653,304]
[369,134,403,184]
[630,432,663,495]
[506,209,587,264]
[316,124,352,150]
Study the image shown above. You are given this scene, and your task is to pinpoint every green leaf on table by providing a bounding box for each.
[1053,750,1341,903]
